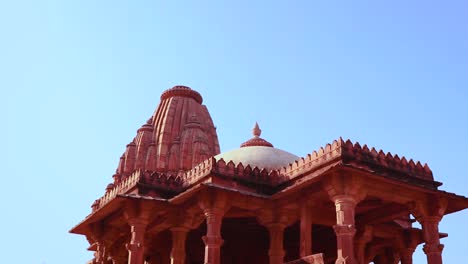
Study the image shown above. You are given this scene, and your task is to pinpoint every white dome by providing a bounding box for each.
[215,146,299,170]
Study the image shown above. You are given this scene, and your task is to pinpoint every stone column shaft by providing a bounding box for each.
[267,223,286,264]
[127,219,148,264]
[400,248,415,264]
[203,208,224,264]
[300,204,312,258]
[421,217,444,264]
[333,195,357,264]
[355,226,373,264]
[171,227,189,264]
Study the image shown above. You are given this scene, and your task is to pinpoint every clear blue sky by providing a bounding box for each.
[1,1,467,263]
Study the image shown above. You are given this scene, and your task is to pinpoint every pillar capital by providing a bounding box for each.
[170,226,190,232]
[420,215,442,224]
[265,222,287,230]
[332,194,358,205]
[125,242,143,252]
[202,235,224,247]
[126,217,149,227]
[423,243,444,255]
[322,174,366,204]
[257,205,292,228]
[198,190,231,214]
[333,224,356,236]
[408,197,447,222]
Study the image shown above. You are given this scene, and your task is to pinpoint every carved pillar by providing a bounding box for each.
[333,195,358,264]
[323,174,364,264]
[94,242,106,264]
[126,218,148,264]
[365,245,379,264]
[300,204,312,258]
[267,223,286,264]
[396,229,418,264]
[421,216,444,264]
[198,191,230,264]
[202,208,224,264]
[373,254,386,264]
[400,248,415,264]
[391,250,401,264]
[170,227,189,264]
[355,225,373,264]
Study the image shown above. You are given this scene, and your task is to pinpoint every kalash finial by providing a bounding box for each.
[253,122,261,137]
[240,122,273,148]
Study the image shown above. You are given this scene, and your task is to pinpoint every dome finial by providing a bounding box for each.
[240,122,273,148]
[253,122,261,137]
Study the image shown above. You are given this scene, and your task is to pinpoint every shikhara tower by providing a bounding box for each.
[71,86,468,264]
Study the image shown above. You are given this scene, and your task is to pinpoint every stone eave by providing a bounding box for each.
[69,195,126,235]
[431,190,468,215]
[70,194,168,235]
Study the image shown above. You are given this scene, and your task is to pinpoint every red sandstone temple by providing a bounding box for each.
[71,86,468,264]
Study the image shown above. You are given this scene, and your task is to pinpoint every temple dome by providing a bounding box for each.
[215,123,299,170]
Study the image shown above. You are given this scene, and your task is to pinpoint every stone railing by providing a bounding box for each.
[213,158,287,186]
[279,139,344,179]
[180,157,287,187]
[139,170,183,191]
[339,139,433,180]
[94,171,141,211]
[279,138,434,182]
[182,157,216,186]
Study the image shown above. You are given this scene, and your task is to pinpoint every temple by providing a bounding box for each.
[71,86,468,264]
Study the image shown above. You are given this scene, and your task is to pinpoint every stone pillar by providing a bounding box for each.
[355,225,373,264]
[127,218,148,264]
[400,248,415,264]
[267,223,286,264]
[333,195,357,264]
[300,204,312,258]
[373,254,386,264]
[95,242,105,264]
[421,216,444,264]
[170,227,189,264]
[202,208,224,264]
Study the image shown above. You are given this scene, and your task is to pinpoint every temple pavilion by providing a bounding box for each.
[71,86,468,264]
